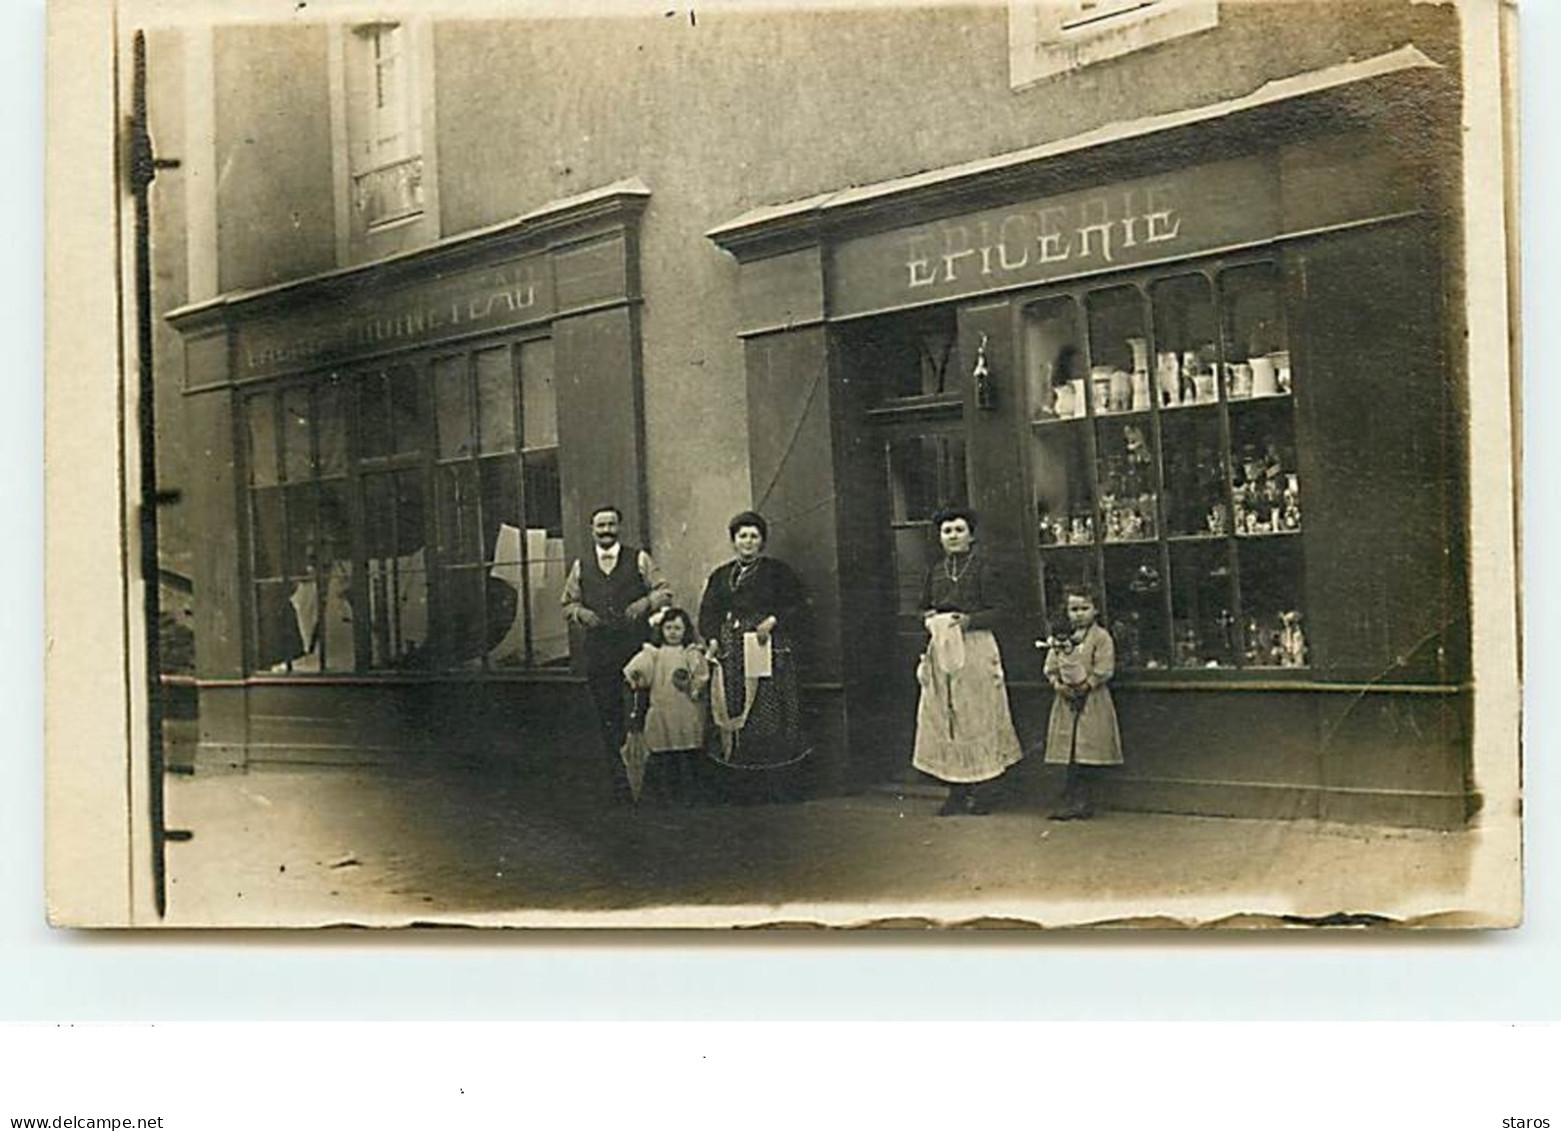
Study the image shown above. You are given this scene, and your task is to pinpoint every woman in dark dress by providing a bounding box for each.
[697,511,811,799]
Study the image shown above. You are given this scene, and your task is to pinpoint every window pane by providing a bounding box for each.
[484,458,529,668]
[480,456,520,560]
[892,526,933,616]
[436,566,491,669]
[475,347,517,455]
[862,309,960,400]
[389,363,422,455]
[1095,419,1158,543]
[519,339,558,450]
[523,451,563,538]
[363,470,427,560]
[1160,410,1227,538]
[1023,296,1086,422]
[524,450,567,665]
[888,436,967,524]
[246,394,279,487]
[1102,545,1167,671]
[318,565,357,673]
[435,463,482,565]
[1085,285,1148,417]
[1032,420,1095,546]
[317,378,348,476]
[281,386,312,482]
[366,555,428,670]
[362,472,395,559]
[524,530,570,667]
[1169,541,1237,669]
[256,580,307,671]
[285,561,357,675]
[315,482,356,674]
[1220,262,1291,399]
[1237,537,1308,668]
[487,522,527,669]
[1150,274,1219,409]
[433,355,473,460]
[318,480,353,565]
[1230,407,1301,536]
[358,371,391,459]
[251,487,283,579]
[284,484,317,578]
[363,467,429,670]
[1026,297,1095,549]
[915,327,956,397]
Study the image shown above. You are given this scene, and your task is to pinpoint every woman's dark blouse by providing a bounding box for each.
[697,556,808,642]
[920,550,1004,632]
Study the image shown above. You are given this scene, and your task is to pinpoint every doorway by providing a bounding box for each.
[834,306,972,785]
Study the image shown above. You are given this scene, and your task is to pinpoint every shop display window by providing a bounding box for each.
[861,308,963,404]
[245,384,358,675]
[886,434,968,615]
[1023,254,1307,672]
[241,334,565,676]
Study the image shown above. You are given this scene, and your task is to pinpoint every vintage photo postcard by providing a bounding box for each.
[44,0,1522,928]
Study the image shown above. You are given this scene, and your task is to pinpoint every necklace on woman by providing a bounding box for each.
[731,558,760,588]
[944,551,971,584]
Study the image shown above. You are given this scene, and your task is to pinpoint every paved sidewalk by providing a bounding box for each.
[159,762,1498,929]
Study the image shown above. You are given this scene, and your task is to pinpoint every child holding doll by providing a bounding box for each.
[1042,586,1123,820]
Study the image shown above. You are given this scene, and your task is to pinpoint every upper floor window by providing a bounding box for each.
[348,21,424,230]
[1008,0,1218,89]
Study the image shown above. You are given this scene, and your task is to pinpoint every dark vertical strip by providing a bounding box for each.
[1144,282,1176,670]
[511,344,534,667]
[130,30,168,917]
[1213,266,1243,665]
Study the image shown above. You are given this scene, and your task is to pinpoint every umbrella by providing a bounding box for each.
[620,729,651,803]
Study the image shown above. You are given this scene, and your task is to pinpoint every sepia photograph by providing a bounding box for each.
[43,0,1522,928]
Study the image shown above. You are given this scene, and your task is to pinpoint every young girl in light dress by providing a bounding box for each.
[1042,586,1123,820]
[623,607,709,805]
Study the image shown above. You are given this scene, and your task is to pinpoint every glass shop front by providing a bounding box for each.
[169,186,652,767]
[717,112,1472,826]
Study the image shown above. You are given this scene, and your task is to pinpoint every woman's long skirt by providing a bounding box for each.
[708,620,810,775]
[911,629,1024,784]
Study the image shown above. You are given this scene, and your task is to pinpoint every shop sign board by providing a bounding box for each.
[234,252,555,380]
[828,156,1281,317]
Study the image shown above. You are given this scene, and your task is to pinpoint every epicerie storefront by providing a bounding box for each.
[708,47,1473,826]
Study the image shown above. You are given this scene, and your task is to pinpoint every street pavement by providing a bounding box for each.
[159,760,1494,929]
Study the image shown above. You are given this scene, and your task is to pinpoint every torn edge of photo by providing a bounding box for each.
[44,0,1523,929]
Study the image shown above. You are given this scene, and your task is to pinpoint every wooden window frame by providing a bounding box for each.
[241,332,565,677]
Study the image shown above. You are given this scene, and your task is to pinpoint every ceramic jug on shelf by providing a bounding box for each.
[1131,370,1150,412]
[1250,355,1279,397]
[1053,383,1076,419]
[1156,352,1180,407]
[1109,369,1133,413]
[1126,336,1150,376]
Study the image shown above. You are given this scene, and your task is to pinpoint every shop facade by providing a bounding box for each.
[709,49,1471,826]
[156,6,1474,827]
[168,183,657,766]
